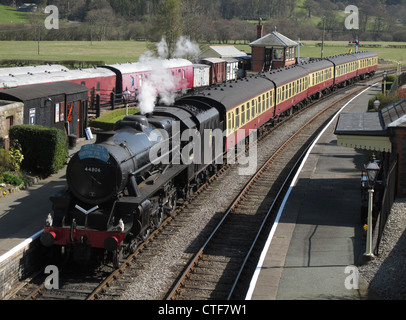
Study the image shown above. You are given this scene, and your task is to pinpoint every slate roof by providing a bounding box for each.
[335,99,406,136]
[199,46,248,58]
[250,31,298,48]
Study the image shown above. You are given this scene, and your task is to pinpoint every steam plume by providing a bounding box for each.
[137,37,200,115]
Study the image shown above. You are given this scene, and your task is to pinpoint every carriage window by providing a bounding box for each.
[246,101,251,121]
[252,100,256,118]
[241,105,245,124]
[235,108,240,129]
[227,113,232,133]
[266,92,269,109]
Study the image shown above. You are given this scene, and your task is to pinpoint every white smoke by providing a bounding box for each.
[137,37,200,115]
[174,36,201,59]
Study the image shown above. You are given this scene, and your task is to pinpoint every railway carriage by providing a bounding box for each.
[103,59,194,99]
[181,75,275,150]
[199,58,227,85]
[354,52,378,79]
[265,65,309,117]
[192,64,211,88]
[0,67,117,96]
[0,64,68,77]
[300,59,335,99]
[327,54,359,87]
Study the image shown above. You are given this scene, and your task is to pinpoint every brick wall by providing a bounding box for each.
[0,238,47,299]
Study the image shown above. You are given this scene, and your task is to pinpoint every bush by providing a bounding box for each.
[9,142,24,172]
[0,149,11,173]
[9,125,68,176]
[368,92,404,111]
[1,172,24,186]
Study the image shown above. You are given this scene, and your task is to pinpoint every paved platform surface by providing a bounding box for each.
[248,85,381,300]
[0,139,93,258]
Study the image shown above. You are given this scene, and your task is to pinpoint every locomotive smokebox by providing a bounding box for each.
[67,117,166,204]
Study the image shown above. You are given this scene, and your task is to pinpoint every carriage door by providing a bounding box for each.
[77,101,81,137]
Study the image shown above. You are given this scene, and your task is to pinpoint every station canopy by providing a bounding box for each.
[335,99,406,153]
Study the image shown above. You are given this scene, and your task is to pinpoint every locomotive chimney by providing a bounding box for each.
[257,18,263,39]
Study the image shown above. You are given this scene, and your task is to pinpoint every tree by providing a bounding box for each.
[303,0,318,18]
[152,0,183,58]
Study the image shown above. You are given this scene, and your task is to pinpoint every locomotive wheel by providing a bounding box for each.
[166,193,177,217]
[152,209,165,228]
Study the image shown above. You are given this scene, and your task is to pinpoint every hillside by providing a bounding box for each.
[0,0,405,42]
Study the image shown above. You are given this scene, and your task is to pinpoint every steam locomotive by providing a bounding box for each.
[40,52,378,267]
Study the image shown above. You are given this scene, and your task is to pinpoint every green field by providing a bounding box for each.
[0,4,30,24]
[0,40,405,67]
[0,41,149,65]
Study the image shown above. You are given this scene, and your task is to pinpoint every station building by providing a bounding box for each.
[0,82,89,139]
[250,20,298,72]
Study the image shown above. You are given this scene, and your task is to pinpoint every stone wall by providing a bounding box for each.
[0,100,24,148]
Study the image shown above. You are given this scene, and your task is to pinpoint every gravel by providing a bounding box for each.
[359,198,406,300]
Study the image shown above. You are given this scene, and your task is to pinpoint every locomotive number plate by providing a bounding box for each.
[85,167,102,173]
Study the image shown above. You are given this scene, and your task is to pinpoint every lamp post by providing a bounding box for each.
[383,71,388,95]
[363,158,380,260]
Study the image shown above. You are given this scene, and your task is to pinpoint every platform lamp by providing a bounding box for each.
[364,157,380,260]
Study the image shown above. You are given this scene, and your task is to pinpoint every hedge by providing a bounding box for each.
[89,107,139,131]
[9,125,68,176]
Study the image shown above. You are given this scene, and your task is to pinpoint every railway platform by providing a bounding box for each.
[246,85,381,300]
[0,139,93,258]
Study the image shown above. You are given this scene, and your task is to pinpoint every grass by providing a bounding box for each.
[0,41,149,65]
[0,40,404,68]
[0,4,30,24]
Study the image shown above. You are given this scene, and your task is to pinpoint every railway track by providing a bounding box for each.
[165,81,359,300]
[3,71,389,301]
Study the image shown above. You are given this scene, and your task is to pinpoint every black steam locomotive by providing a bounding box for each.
[41,102,223,267]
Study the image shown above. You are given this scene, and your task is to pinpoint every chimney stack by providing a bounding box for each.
[257,18,263,39]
